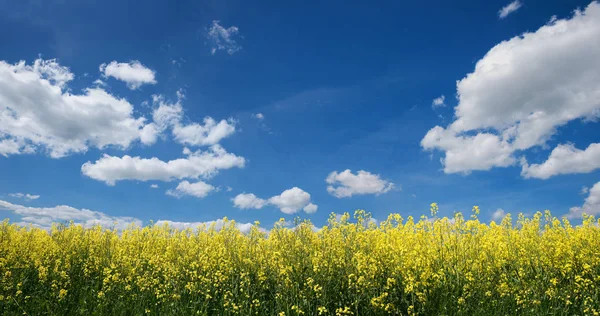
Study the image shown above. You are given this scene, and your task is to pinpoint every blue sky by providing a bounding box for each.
[1,0,599,230]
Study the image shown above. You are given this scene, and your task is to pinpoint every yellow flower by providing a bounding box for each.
[58,289,68,300]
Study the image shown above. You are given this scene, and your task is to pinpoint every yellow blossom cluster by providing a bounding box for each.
[1,208,600,315]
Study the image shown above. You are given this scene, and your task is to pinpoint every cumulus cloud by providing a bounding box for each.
[326,169,394,198]
[0,58,154,158]
[150,184,159,189]
[491,208,507,222]
[421,127,515,174]
[148,94,236,147]
[432,95,446,108]
[232,193,267,209]
[99,60,156,89]
[421,3,600,176]
[233,187,317,214]
[499,0,523,19]
[568,181,600,218]
[521,143,600,179]
[303,203,318,214]
[0,199,141,230]
[8,193,40,200]
[166,180,215,198]
[139,123,160,146]
[173,117,236,146]
[81,145,245,185]
[207,20,242,55]
[268,187,313,214]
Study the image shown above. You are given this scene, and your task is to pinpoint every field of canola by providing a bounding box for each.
[1,205,600,315]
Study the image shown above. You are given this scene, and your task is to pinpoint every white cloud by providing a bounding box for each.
[581,186,590,195]
[0,199,262,234]
[172,117,236,146]
[149,94,236,147]
[421,127,515,174]
[499,0,523,19]
[521,143,600,179]
[0,139,26,157]
[233,187,316,214]
[232,193,267,209]
[491,208,507,222]
[303,203,318,214]
[207,20,242,55]
[268,187,312,214]
[166,180,215,198]
[0,58,154,158]
[8,193,40,200]
[253,113,264,120]
[326,169,394,198]
[93,79,106,87]
[279,220,321,232]
[421,3,600,175]
[568,181,600,218]
[0,199,141,230]
[151,94,184,129]
[139,123,159,145]
[150,184,159,189]
[81,144,245,185]
[99,60,156,90]
[432,95,446,108]
[154,218,261,234]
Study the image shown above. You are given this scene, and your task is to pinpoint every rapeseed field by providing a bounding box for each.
[1,205,599,315]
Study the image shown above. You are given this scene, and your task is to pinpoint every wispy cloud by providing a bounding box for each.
[498,0,522,19]
[432,95,446,108]
[207,21,242,55]
[8,193,40,200]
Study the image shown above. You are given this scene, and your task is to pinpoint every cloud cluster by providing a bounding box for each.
[1,198,262,233]
[422,2,600,177]
[0,199,141,230]
[147,94,237,147]
[81,145,245,185]
[233,187,317,214]
[326,170,394,198]
[0,58,154,158]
